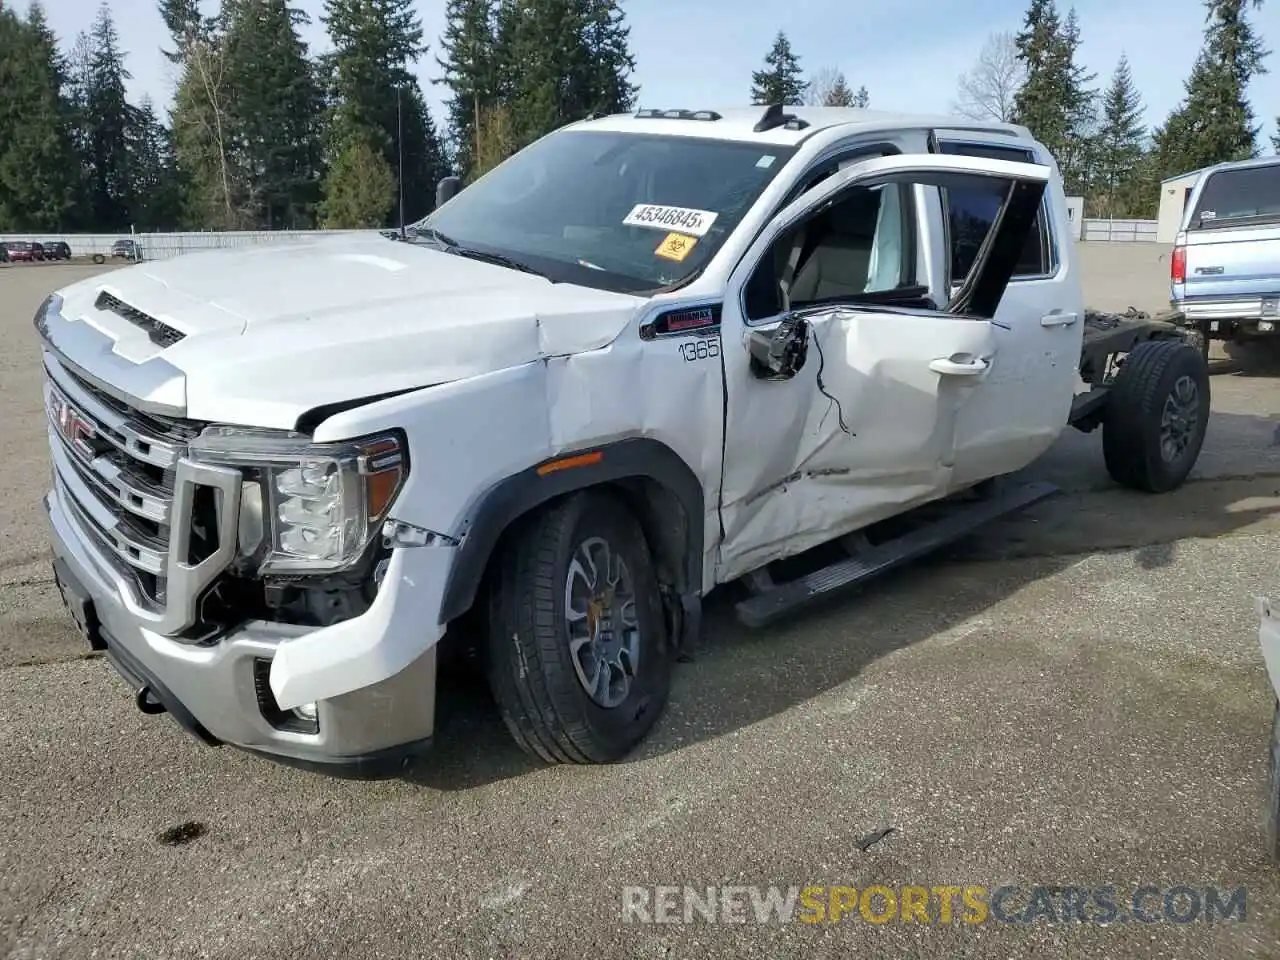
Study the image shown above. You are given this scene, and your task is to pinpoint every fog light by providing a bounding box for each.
[293,702,318,722]
[1260,320,1275,332]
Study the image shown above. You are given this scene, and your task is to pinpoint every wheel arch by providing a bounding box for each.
[437,437,706,628]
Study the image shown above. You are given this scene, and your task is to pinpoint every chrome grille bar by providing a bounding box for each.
[44,356,182,469]
[46,418,172,525]
[41,302,242,639]
[49,432,168,575]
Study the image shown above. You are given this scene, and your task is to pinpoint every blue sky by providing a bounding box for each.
[26,0,1280,147]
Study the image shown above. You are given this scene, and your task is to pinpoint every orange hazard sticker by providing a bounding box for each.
[655,232,697,262]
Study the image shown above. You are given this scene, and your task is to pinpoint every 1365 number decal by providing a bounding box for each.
[678,338,720,363]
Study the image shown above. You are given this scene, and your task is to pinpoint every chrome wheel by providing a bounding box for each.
[564,536,640,709]
[1159,374,1200,463]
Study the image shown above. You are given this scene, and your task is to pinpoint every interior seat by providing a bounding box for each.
[788,190,882,305]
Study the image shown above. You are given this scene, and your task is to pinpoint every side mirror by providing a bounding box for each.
[436,176,462,208]
[747,314,808,380]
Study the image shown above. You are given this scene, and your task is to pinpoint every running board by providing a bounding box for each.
[734,480,1060,628]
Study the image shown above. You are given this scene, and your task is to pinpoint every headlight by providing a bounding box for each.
[188,426,408,574]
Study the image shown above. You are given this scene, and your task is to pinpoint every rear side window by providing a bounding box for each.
[937,141,1055,281]
[1190,165,1280,229]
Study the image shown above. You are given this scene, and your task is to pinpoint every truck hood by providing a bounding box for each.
[51,234,645,429]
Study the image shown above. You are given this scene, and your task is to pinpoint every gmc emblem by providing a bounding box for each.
[50,392,99,460]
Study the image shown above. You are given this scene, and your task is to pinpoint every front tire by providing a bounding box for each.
[1102,339,1210,493]
[486,490,672,764]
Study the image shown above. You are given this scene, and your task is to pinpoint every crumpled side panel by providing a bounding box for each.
[717,309,993,581]
[545,332,726,587]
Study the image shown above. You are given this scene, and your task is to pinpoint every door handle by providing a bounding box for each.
[1040,310,1079,327]
[929,356,989,377]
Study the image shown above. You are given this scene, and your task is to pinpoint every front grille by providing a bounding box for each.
[45,360,189,607]
[94,291,186,348]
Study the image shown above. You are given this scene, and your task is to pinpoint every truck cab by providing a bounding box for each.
[37,106,1206,775]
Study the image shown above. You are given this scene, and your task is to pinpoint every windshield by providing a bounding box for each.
[1190,164,1280,229]
[415,130,797,294]
[8,242,28,250]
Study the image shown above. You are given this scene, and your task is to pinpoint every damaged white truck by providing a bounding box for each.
[39,105,1210,775]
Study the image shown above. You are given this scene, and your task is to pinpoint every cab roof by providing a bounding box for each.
[567,105,1032,147]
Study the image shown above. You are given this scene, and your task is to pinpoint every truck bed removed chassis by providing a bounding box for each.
[1069,308,1188,432]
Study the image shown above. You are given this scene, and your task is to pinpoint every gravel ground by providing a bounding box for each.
[1,256,1278,959]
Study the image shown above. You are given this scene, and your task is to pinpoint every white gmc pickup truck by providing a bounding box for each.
[39,105,1210,775]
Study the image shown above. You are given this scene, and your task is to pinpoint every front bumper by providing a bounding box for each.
[45,485,443,777]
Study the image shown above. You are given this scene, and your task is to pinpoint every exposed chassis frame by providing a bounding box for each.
[1068,309,1188,434]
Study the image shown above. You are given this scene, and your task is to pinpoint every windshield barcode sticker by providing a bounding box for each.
[623,204,719,237]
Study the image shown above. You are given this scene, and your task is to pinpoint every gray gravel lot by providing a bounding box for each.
[2,253,1280,959]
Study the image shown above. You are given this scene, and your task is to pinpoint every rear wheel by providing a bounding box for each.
[1102,339,1210,493]
[486,490,672,763]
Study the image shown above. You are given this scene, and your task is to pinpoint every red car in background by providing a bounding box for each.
[3,241,36,262]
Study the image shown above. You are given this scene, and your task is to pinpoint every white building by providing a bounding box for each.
[1156,167,1208,243]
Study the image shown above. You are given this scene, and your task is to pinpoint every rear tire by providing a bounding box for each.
[1102,339,1210,493]
[486,490,672,764]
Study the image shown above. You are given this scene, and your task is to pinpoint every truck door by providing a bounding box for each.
[932,134,1084,487]
[716,153,1050,581]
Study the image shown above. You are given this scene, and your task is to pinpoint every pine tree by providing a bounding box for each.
[82,3,137,230]
[579,0,638,115]
[128,96,184,228]
[158,0,210,61]
[322,0,447,223]
[1152,0,1269,180]
[852,85,870,108]
[223,0,323,227]
[491,0,636,151]
[319,136,396,227]
[436,0,497,177]
[1013,0,1097,195]
[805,67,848,106]
[1094,54,1147,217]
[396,81,450,221]
[0,3,79,229]
[750,31,807,106]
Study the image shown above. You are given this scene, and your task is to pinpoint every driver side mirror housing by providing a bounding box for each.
[436,175,462,208]
[747,314,809,380]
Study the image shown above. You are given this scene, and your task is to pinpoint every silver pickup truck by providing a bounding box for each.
[1172,157,1280,351]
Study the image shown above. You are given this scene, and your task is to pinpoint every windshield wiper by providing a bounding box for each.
[409,225,460,248]
[450,247,549,279]
[408,225,549,279]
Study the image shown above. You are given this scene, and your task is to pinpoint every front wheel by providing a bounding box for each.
[1102,339,1210,493]
[486,490,672,764]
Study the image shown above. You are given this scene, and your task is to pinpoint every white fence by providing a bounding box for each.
[1,229,383,261]
[5,218,1164,263]
[1080,218,1160,243]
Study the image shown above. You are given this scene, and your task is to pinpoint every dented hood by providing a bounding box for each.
[51,234,645,428]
